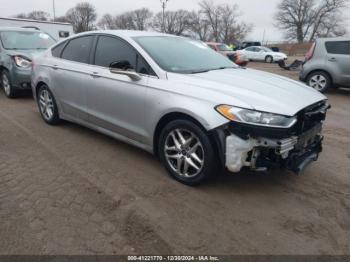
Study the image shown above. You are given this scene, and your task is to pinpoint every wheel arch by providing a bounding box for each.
[35,81,49,99]
[306,69,333,86]
[153,112,209,158]
[265,55,273,62]
[0,65,9,73]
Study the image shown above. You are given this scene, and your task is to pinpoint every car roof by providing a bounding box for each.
[77,30,176,38]
[0,26,41,33]
[316,37,350,42]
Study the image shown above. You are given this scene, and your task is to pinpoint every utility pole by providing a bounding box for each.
[262,29,266,45]
[160,0,169,33]
[52,0,56,22]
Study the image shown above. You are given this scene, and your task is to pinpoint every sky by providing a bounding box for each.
[0,0,349,42]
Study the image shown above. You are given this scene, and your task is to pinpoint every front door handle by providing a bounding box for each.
[328,57,337,62]
[52,65,59,70]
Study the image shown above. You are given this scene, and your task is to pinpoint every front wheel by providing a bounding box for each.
[37,85,61,125]
[1,70,17,98]
[265,56,273,63]
[159,119,217,186]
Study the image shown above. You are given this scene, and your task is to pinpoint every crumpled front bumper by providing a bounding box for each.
[212,122,324,175]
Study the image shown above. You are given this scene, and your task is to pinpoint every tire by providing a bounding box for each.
[265,56,273,63]
[158,119,217,186]
[306,71,332,93]
[37,84,61,125]
[1,70,17,98]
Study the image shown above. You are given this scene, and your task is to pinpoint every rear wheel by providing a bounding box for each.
[159,119,217,186]
[37,84,61,125]
[1,70,17,98]
[306,71,331,93]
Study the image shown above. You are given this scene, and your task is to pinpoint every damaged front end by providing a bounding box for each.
[213,101,329,175]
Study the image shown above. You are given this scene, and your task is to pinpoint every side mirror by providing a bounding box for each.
[110,60,133,71]
[109,68,142,81]
[109,60,141,81]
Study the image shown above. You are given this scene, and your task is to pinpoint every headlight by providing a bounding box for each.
[215,105,297,128]
[13,56,32,68]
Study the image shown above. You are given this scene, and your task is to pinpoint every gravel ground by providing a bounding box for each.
[0,60,349,255]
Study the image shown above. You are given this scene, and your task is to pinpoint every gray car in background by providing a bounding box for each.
[0,27,56,98]
[300,37,350,93]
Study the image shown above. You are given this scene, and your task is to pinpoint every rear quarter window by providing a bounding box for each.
[52,41,66,58]
[61,36,94,64]
[325,41,350,55]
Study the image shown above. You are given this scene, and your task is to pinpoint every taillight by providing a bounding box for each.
[305,43,316,61]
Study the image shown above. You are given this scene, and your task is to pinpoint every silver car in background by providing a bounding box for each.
[32,31,329,185]
[300,38,350,93]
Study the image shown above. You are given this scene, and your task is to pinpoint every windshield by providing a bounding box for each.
[0,31,56,50]
[217,44,232,51]
[260,47,272,52]
[134,36,237,74]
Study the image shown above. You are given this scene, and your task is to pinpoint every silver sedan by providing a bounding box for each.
[32,30,328,185]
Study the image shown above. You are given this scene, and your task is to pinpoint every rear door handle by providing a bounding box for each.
[328,57,337,62]
[52,65,59,70]
[90,72,101,78]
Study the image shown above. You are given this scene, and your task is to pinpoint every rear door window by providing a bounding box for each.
[325,41,350,55]
[61,36,94,63]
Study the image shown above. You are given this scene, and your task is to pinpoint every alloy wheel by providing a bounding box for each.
[2,73,11,96]
[309,75,327,91]
[164,129,204,178]
[39,88,55,121]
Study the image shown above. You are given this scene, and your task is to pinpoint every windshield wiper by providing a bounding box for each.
[210,66,236,71]
[190,69,210,74]
[190,66,236,74]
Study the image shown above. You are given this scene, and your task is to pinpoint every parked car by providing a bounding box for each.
[206,42,248,66]
[32,31,329,185]
[0,27,56,98]
[240,46,288,63]
[300,37,350,93]
[0,17,74,41]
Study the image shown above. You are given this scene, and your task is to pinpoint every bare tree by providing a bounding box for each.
[275,0,348,43]
[152,10,191,35]
[98,14,117,29]
[131,8,153,31]
[98,8,152,31]
[65,2,97,33]
[113,14,134,30]
[188,11,211,41]
[199,0,221,42]
[55,16,71,23]
[199,0,252,43]
[15,11,51,21]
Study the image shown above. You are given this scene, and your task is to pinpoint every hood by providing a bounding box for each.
[167,68,326,116]
[5,49,46,61]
